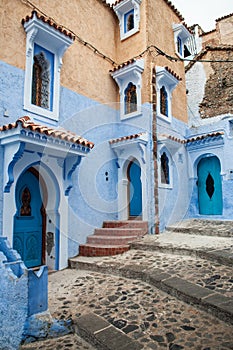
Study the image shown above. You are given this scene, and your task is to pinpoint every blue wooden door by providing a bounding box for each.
[128,161,142,217]
[13,170,43,268]
[197,156,223,215]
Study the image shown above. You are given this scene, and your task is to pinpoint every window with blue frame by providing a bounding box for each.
[124,10,134,33]
[32,44,54,111]
[160,86,168,117]
[161,152,170,185]
[177,36,183,56]
[124,82,137,114]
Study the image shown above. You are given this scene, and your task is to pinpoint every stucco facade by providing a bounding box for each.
[0,0,232,277]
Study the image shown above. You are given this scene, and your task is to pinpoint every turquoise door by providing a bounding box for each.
[13,170,43,268]
[128,161,142,217]
[197,156,223,215]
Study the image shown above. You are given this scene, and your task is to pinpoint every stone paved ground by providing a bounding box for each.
[22,252,233,349]
[21,229,233,350]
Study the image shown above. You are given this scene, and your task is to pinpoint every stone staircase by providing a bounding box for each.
[166,219,233,237]
[79,220,148,257]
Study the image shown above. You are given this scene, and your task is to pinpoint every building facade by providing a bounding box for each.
[0,0,232,271]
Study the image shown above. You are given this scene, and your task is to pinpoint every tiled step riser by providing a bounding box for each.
[87,235,138,245]
[94,228,146,237]
[79,245,129,257]
[103,221,148,230]
[166,227,233,237]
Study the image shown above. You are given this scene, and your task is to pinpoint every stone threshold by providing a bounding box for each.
[69,258,233,325]
[74,312,143,350]
[131,241,233,267]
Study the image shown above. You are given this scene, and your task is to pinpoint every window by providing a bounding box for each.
[161,152,170,185]
[160,86,168,117]
[113,0,141,40]
[156,66,180,122]
[111,59,144,120]
[173,24,192,58]
[125,82,137,114]
[31,45,54,110]
[22,11,74,122]
[158,148,173,189]
[125,10,134,32]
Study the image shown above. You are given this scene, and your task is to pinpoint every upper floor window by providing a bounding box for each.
[156,66,181,123]
[125,82,137,114]
[22,11,74,123]
[160,86,168,117]
[125,10,134,32]
[173,24,192,59]
[113,0,141,41]
[111,59,144,120]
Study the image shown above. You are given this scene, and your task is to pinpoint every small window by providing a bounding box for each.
[177,36,182,56]
[125,82,137,114]
[161,152,170,185]
[125,10,134,33]
[160,86,168,117]
[113,0,141,41]
[22,11,74,122]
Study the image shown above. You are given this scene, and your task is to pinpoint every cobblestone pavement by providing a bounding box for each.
[21,233,233,350]
[91,250,233,297]
[47,267,233,350]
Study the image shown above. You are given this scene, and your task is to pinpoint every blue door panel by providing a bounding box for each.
[13,171,43,268]
[197,157,223,215]
[128,161,142,217]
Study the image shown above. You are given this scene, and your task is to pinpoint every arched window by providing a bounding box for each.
[31,52,50,109]
[127,13,134,31]
[177,36,182,56]
[160,86,168,117]
[125,82,137,114]
[161,152,170,185]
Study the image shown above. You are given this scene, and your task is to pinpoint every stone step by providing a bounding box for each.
[79,220,148,257]
[103,220,148,230]
[79,244,130,257]
[87,235,140,245]
[69,256,233,325]
[166,219,233,237]
[94,228,146,237]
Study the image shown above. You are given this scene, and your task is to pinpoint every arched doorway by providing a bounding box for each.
[127,160,142,218]
[197,156,223,215]
[13,168,46,268]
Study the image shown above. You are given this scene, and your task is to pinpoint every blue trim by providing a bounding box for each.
[4,142,25,193]
[124,9,134,33]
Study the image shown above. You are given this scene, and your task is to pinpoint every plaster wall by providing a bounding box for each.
[217,17,233,45]
[146,0,188,122]
[0,247,28,350]
[157,116,190,231]
[0,0,117,106]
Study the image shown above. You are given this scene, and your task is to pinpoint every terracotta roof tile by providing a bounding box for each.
[22,11,75,40]
[165,66,182,81]
[160,132,224,144]
[216,13,233,22]
[159,134,185,144]
[186,131,224,143]
[109,132,145,144]
[110,59,136,73]
[0,116,94,149]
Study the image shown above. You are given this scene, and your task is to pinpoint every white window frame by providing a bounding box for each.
[111,59,144,120]
[113,0,142,41]
[173,23,192,59]
[156,66,179,123]
[23,12,73,122]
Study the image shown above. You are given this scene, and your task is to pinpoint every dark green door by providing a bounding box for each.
[13,170,43,268]
[197,156,223,215]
